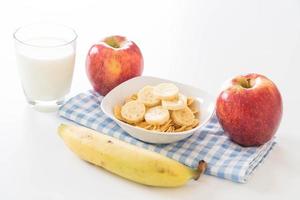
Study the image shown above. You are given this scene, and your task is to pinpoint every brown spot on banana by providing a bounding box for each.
[157,168,165,173]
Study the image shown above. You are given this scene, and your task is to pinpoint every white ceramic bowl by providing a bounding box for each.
[100,76,215,144]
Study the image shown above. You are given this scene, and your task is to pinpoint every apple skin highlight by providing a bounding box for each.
[86,35,144,96]
[216,73,283,147]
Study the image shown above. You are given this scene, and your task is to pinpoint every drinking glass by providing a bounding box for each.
[14,23,77,111]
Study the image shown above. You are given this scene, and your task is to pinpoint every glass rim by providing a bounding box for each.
[13,23,78,48]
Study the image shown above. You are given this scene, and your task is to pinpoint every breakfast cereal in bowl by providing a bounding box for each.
[113,83,200,133]
[101,76,215,144]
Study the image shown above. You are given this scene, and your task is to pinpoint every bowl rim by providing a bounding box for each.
[100,75,215,136]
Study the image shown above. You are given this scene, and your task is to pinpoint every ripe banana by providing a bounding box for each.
[144,106,170,125]
[58,124,206,187]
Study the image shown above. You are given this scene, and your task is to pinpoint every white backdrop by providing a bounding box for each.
[0,0,299,199]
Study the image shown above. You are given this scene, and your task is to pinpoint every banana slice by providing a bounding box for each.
[153,83,179,100]
[162,93,187,110]
[121,100,146,123]
[137,85,161,107]
[145,106,170,125]
[171,107,195,126]
[113,105,123,121]
[125,94,138,103]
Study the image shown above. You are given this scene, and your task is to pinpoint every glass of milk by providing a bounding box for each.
[14,23,77,112]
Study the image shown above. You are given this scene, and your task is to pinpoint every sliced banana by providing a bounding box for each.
[137,85,161,107]
[125,94,138,103]
[145,106,170,125]
[113,105,123,121]
[171,107,195,126]
[162,93,187,110]
[153,83,179,100]
[121,100,146,123]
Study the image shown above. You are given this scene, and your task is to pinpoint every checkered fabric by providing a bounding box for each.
[59,90,276,183]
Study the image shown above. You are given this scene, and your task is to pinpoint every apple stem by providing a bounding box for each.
[240,78,252,89]
[104,37,120,48]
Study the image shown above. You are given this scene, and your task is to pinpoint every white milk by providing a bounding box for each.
[16,38,75,102]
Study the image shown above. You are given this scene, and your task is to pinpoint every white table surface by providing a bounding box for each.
[1,0,300,199]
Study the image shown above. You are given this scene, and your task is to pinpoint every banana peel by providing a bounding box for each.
[58,124,206,187]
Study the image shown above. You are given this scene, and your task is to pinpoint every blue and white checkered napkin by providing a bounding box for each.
[59,90,276,183]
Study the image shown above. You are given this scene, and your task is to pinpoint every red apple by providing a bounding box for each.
[86,35,143,95]
[216,73,283,147]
